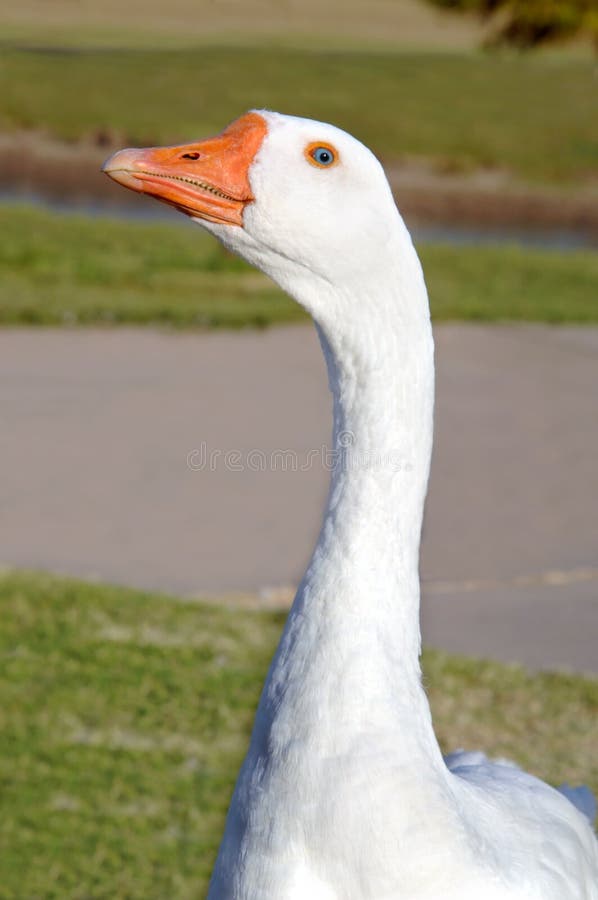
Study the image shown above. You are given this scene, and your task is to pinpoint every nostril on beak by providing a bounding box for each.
[181,151,201,160]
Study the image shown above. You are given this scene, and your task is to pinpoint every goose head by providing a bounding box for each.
[103,110,421,328]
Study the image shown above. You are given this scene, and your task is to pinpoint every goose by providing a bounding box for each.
[103,111,598,900]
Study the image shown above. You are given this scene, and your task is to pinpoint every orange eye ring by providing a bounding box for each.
[305,141,339,169]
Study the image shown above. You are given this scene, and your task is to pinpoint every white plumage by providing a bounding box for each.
[104,110,598,899]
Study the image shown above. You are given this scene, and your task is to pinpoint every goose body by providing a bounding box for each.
[104,110,598,899]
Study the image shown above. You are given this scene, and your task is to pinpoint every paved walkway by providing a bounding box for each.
[1,325,596,673]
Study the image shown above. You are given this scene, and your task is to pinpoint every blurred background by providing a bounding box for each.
[1,2,597,897]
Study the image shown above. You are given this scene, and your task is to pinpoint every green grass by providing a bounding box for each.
[0,0,484,52]
[2,47,597,183]
[1,204,597,327]
[0,205,300,329]
[0,569,596,898]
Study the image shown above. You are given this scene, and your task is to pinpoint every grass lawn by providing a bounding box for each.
[0,204,597,328]
[0,569,596,898]
[2,47,597,184]
[0,0,484,51]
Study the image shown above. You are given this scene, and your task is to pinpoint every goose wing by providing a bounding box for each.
[444,749,598,898]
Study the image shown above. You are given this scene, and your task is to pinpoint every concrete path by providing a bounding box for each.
[1,324,596,673]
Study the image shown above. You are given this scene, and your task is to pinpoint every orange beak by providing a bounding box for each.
[102,112,267,226]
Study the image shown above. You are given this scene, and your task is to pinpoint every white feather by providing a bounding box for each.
[196,111,597,899]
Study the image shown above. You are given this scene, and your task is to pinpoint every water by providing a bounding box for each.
[1,187,596,252]
[410,222,596,252]
[0,188,183,226]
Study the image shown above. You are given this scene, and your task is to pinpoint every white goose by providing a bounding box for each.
[104,111,598,900]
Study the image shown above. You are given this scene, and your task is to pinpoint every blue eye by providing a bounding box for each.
[309,145,336,167]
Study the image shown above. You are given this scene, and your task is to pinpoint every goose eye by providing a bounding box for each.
[306,143,338,168]
[312,147,333,165]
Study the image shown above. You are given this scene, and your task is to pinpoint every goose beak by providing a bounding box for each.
[102,112,267,227]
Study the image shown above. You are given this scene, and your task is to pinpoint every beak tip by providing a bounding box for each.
[101,154,120,182]
[101,149,145,190]
[101,149,122,175]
